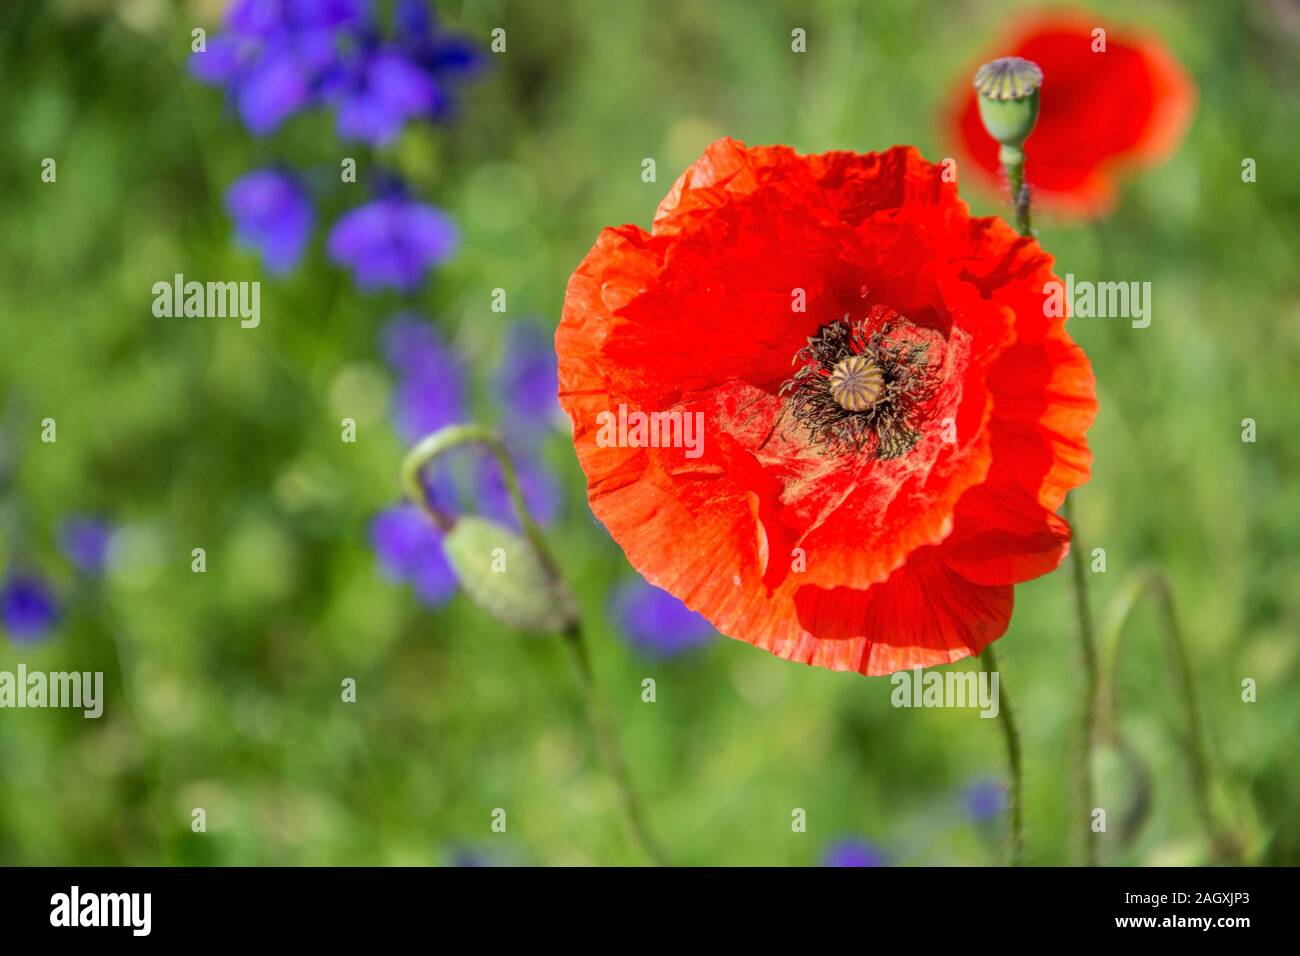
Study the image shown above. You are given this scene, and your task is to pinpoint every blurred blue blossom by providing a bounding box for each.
[325,46,438,145]
[59,516,113,576]
[225,169,314,274]
[372,316,464,605]
[190,0,478,140]
[382,315,465,444]
[822,838,887,867]
[189,0,369,135]
[961,777,1008,823]
[393,0,484,121]
[611,578,715,658]
[370,504,456,607]
[497,324,561,444]
[476,447,560,530]
[1,573,59,643]
[191,1,480,292]
[327,197,457,291]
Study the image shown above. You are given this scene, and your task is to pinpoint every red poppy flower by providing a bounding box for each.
[557,138,1095,676]
[949,13,1195,218]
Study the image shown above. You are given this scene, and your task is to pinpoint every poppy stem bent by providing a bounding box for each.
[400,424,669,865]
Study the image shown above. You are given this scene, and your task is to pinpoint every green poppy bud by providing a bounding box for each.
[974,57,1043,161]
[442,516,579,634]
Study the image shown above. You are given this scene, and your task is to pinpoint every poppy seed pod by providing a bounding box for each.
[974,57,1043,161]
[950,15,1195,218]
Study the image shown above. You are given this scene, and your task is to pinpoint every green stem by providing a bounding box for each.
[981,643,1024,866]
[1061,495,1100,865]
[562,623,668,866]
[988,148,1034,867]
[1000,148,1099,864]
[1149,575,1214,832]
[400,424,669,864]
[1000,145,1033,236]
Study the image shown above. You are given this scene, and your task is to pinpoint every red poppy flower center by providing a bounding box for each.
[781,307,942,459]
[828,354,884,411]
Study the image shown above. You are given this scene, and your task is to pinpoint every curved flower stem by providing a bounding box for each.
[1062,495,1100,866]
[980,643,1024,866]
[401,424,668,865]
[1098,568,1236,861]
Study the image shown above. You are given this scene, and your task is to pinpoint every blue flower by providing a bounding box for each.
[310,0,481,144]
[381,316,466,444]
[496,325,561,445]
[189,0,369,135]
[961,777,1008,823]
[328,197,457,292]
[394,0,484,121]
[324,46,438,145]
[225,169,314,275]
[233,42,316,135]
[476,447,560,531]
[370,504,456,607]
[59,517,113,576]
[611,578,715,658]
[822,838,887,867]
[1,573,59,643]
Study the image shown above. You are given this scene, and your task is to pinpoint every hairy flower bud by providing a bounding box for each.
[442,516,579,634]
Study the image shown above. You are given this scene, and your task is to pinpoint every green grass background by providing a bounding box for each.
[0,0,1296,865]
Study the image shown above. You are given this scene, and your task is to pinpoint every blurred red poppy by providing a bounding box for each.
[557,139,1096,676]
[949,13,1195,218]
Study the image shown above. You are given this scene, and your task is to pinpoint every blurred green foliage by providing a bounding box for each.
[0,0,1296,865]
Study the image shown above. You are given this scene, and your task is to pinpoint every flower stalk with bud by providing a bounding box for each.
[974,56,1043,236]
[400,424,667,865]
[971,54,1049,865]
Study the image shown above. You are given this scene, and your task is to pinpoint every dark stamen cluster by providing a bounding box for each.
[780,316,938,458]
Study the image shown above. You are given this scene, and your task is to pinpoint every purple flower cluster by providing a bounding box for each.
[610,578,715,659]
[192,1,479,290]
[190,0,479,141]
